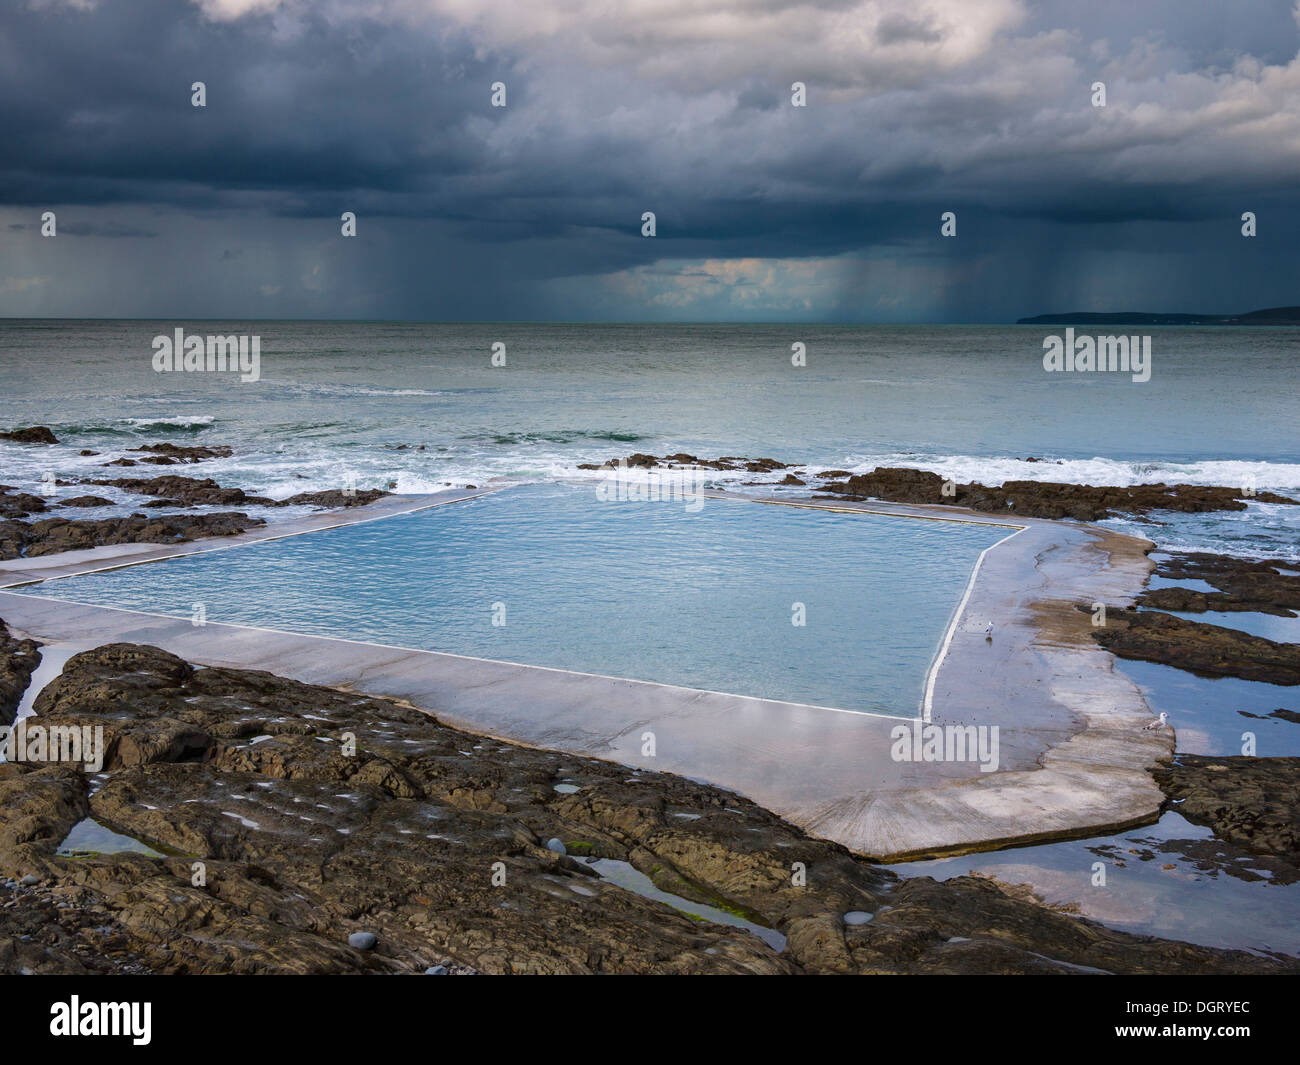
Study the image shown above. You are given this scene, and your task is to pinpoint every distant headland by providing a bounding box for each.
[1016,306,1300,326]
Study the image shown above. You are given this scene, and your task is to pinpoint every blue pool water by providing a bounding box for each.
[27,483,1009,715]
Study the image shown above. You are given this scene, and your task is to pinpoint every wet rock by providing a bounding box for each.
[1238,708,1300,725]
[78,450,98,457]
[0,492,48,519]
[0,863,144,974]
[127,443,234,463]
[1139,552,1300,617]
[86,474,277,509]
[0,512,264,561]
[843,874,1280,976]
[0,426,58,445]
[83,475,388,513]
[348,932,378,950]
[56,496,115,509]
[598,454,791,473]
[281,489,389,509]
[816,467,1296,521]
[0,637,1290,975]
[1092,608,1300,685]
[0,521,27,560]
[1152,755,1300,861]
[0,475,390,562]
[0,619,41,727]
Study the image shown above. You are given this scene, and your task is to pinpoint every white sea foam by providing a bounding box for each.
[5,423,1297,562]
[826,454,1300,495]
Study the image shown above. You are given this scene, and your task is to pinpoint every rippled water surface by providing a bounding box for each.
[28,483,1009,714]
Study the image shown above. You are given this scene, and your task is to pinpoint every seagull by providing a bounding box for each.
[1141,712,1169,731]
[984,622,994,640]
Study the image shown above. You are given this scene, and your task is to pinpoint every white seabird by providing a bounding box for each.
[1141,712,1169,731]
[984,622,994,640]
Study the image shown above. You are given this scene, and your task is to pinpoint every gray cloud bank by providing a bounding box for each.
[1,0,1298,320]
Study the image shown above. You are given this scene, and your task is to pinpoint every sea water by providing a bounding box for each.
[25,483,1008,715]
[0,320,1296,558]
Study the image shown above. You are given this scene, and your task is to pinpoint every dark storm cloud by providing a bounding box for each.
[0,0,1297,320]
[0,0,498,205]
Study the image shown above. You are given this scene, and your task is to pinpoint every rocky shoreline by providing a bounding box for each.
[1138,552,1300,617]
[1152,755,1299,862]
[0,620,39,727]
[1,638,1293,974]
[1091,608,1300,685]
[1088,549,1300,685]
[3,438,1294,563]
[584,452,1298,521]
[0,434,391,561]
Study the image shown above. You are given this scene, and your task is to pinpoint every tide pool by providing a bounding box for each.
[27,483,1010,715]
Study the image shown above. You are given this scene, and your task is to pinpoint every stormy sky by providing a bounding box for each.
[1,0,1298,322]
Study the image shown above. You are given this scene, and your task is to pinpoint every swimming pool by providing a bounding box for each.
[26,483,1012,716]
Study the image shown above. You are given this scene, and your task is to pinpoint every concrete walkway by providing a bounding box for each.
[0,487,1172,861]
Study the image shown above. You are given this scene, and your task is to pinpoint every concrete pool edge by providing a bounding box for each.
[0,488,1173,862]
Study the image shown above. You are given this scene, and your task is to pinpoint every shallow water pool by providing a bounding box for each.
[27,483,1010,715]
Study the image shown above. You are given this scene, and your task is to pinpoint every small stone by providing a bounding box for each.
[545,838,566,855]
[424,965,448,975]
[348,931,378,950]
[843,910,873,925]
[19,874,39,887]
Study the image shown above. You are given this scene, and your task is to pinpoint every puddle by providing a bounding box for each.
[2,639,100,769]
[1147,575,1219,594]
[1145,607,1300,644]
[585,857,786,951]
[890,810,1300,958]
[1116,659,1300,757]
[56,817,166,859]
[11,640,98,723]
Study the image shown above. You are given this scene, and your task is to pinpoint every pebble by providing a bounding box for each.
[545,838,566,855]
[843,910,873,925]
[424,965,448,975]
[348,931,378,950]
[19,874,39,887]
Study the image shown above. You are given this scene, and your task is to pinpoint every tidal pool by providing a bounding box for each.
[26,483,1009,715]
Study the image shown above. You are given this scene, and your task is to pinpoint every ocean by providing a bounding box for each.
[1,319,1298,559]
